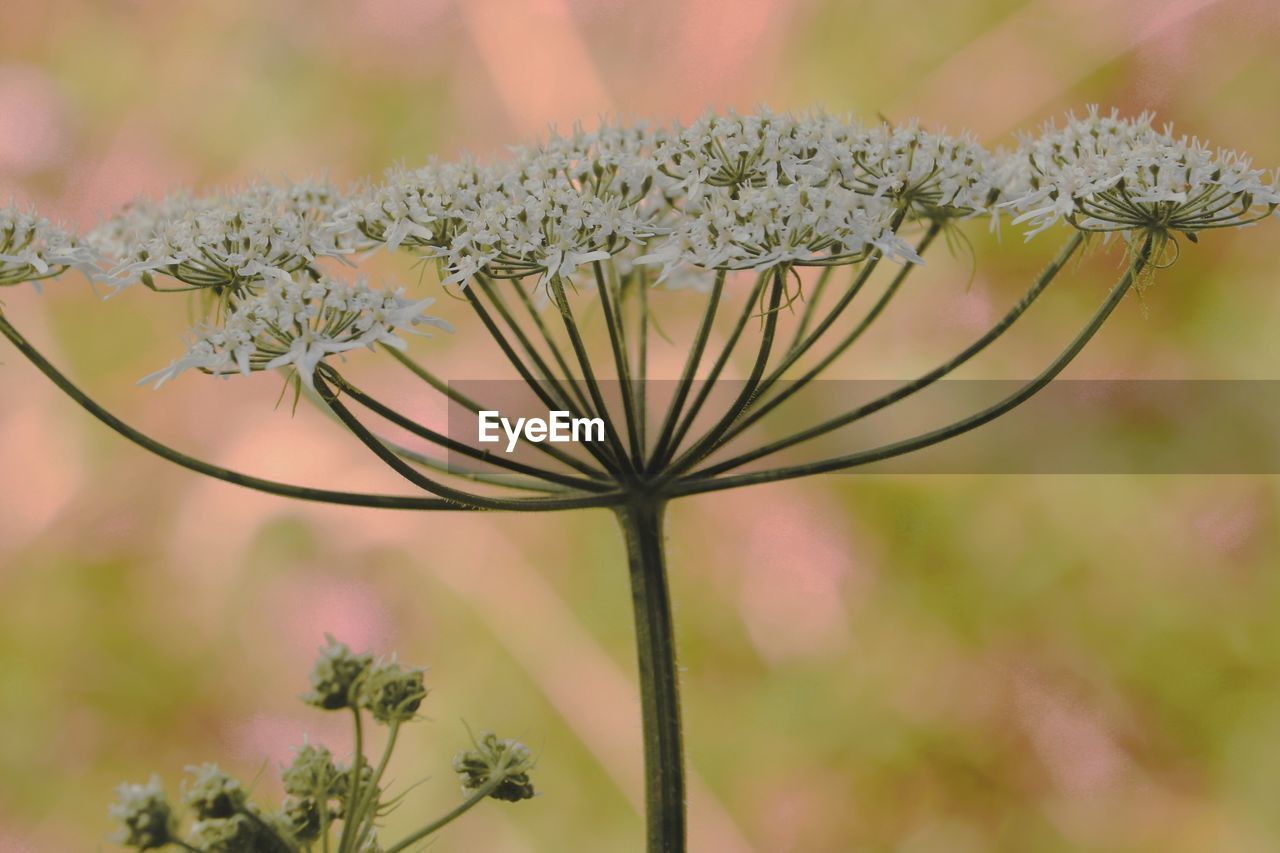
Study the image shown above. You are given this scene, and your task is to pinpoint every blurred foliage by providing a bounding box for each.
[3,0,1280,851]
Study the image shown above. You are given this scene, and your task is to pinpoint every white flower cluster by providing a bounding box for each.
[141,275,449,387]
[351,110,997,284]
[89,179,356,293]
[1002,105,1280,238]
[0,204,96,287]
[5,108,1274,387]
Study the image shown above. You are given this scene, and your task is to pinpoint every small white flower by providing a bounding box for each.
[1001,105,1280,238]
[0,203,99,288]
[141,274,450,389]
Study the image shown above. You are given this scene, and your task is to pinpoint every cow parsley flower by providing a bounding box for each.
[0,204,97,287]
[635,182,919,280]
[109,776,176,850]
[94,180,357,295]
[141,274,450,388]
[1004,106,1280,239]
[453,731,536,802]
[840,120,1000,217]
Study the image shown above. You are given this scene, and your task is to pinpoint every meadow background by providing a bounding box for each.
[3,1,1280,850]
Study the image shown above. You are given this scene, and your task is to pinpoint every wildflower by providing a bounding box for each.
[282,742,344,801]
[0,203,97,287]
[358,658,427,724]
[1003,105,1280,239]
[187,815,261,852]
[92,180,358,294]
[452,732,536,802]
[182,763,247,820]
[109,776,176,850]
[302,635,373,711]
[139,274,450,388]
[280,795,324,844]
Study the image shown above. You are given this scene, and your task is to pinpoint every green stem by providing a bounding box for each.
[547,275,634,475]
[323,370,610,492]
[658,270,770,469]
[648,270,726,469]
[686,230,1082,480]
[594,261,644,468]
[381,344,609,481]
[313,371,624,512]
[786,265,835,353]
[382,775,507,853]
[671,231,1150,495]
[352,721,401,851]
[0,312,470,512]
[662,268,785,477]
[337,708,365,853]
[616,498,685,853]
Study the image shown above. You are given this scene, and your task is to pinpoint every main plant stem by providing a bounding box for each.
[617,497,685,853]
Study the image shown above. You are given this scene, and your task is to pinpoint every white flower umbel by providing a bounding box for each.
[348,130,662,291]
[0,204,98,288]
[635,182,920,281]
[93,180,358,295]
[1003,106,1280,239]
[840,120,1000,217]
[141,274,450,388]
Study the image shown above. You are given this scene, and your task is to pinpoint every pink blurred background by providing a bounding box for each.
[3,1,1280,850]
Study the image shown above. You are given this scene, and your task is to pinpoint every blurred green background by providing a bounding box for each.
[3,1,1280,850]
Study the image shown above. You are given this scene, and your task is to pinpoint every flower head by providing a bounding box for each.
[182,763,247,820]
[93,180,357,294]
[1003,106,1280,239]
[452,731,536,802]
[282,742,344,801]
[0,203,96,288]
[358,657,428,724]
[109,775,177,850]
[301,635,374,711]
[140,274,449,388]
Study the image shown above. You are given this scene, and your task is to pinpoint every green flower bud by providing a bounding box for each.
[357,658,427,725]
[452,732,536,803]
[182,764,247,820]
[280,795,323,844]
[303,635,373,711]
[188,815,260,852]
[282,742,344,801]
[109,775,176,850]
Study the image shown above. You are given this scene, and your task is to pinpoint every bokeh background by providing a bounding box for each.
[4,1,1280,850]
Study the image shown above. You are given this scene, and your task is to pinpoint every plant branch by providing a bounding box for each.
[670,230,1148,495]
[0,312,474,512]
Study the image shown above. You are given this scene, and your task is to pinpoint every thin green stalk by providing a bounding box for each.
[685,230,1082,480]
[352,721,401,851]
[594,260,644,468]
[616,498,685,853]
[648,269,727,470]
[381,345,609,481]
[313,372,624,512]
[658,270,770,469]
[462,283,624,476]
[323,370,610,492]
[547,275,635,476]
[662,268,786,478]
[382,779,500,853]
[743,209,910,410]
[635,266,649,458]
[786,265,835,353]
[689,221,943,467]
[0,312,471,512]
[671,231,1150,495]
[336,708,365,853]
[472,273,597,420]
[505,275,597,417]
